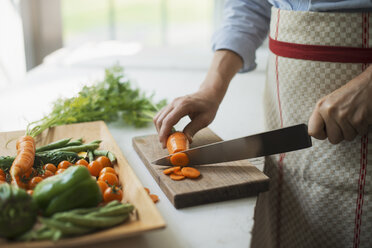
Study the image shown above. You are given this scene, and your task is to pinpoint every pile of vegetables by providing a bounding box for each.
[0,137,134,241]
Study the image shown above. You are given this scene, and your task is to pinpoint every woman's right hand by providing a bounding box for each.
[153,89,220,148]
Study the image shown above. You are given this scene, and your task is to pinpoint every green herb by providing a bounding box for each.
[26,65,167,137]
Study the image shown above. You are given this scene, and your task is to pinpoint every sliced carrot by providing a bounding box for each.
[166,131,189,154]
[163,166,180,175]
[150,194,159,203]
[169,173,185,181]
[173,167,183,176]
[181,167,200,179]
[170,153,189,167]
[144,187,150,194]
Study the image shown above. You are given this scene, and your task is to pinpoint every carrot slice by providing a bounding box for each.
[167,132,189,154]
[170,153,189,167]
[163,166,180,175]
[169,173,185,181]
[144,187,150,194]
[181,167,200,179]
[173,167,183,176]
[150,194,159,203]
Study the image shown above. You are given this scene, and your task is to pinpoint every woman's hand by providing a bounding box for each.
[154,90,220,148]
[308,65,372,144]
[154,49,243,148]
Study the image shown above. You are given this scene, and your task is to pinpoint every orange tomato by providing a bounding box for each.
[27,190,33,196]
[0,175,6,182]
[41,170,54,179]
[43,163,57,173]
[99,167,116,177]
[55,168,66,175]
[96,156,112,168]
[97,180,109,195]
[98,173,119,186]
[75,159,89,167]
[88,161,103,177]
[24,167,36,179]
[0,169,5,178]
[103,186,123,203]
[58,160,72,170]
[28,176,43,189]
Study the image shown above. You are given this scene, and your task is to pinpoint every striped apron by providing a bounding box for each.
[251,8,372,248]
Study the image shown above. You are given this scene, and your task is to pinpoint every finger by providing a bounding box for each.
[154,105,173,134]
[183,115,211,144]
[338,119,358,141]
[308,110,327,140]
[323,115,344,144]
[158,106,191,148]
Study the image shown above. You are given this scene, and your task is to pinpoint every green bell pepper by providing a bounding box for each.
[0,184,38,239]
[33,166,102,217]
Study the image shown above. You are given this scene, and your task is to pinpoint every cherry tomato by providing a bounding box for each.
[41,170,54,179]
[96,156,112,168]
[0,169,5,178]
[55,168,66,175]
[98,173,119,186]
[0,180,7,184]
[88,161,103,177]
[103,186,123,203]
[58,160,72,169]
[75,159,89,167]
[43,163,57,173]
[27,190,33,196]
[97,180,109,195]
[0,175,6,182]
[99,167,116,177]
[28,176,43,189]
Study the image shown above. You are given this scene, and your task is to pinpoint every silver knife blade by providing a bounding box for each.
[152,124,312,166]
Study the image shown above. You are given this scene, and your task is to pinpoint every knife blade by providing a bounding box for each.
[152,124,312,166]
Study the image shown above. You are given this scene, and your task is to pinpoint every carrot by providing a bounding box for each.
[166,132,189,154]
[150,194,159,203]
[173,167,183,176]
[169,173,185,181]
[170,153,189,167]
[163,166,180,175]
[10,135,36,188]
[144,187,150,194]
[181,167,200,179]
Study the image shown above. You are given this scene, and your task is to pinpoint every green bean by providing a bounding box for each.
[0,156,14,170]
[87,203,134,217]
[93,150,117,163]
[48,141,101,153]
[88,150,94,163]
[35,138,71,152]
[54,213,129,228]
[64,138,84,147]
[40,217,91,235]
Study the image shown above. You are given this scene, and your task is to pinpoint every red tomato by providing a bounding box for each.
[99,167,116,177]
[0,169,5,178]
[41,170,54,179]
[55,168,66,175]
[96,156,112,168]
[98,173,119,186]
[75,159,89,167]
[103,186,123,203]
[97,180,109,195]
[88,161,103,177]
[58,160,72,170]
[43,163,57,173]
[28,176,43,189]
[24,167,36,179]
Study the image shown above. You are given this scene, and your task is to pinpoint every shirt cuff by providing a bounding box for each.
[212,29,258,73]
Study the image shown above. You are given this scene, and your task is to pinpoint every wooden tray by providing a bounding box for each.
[0,121,165,248]
[133,128,269,209]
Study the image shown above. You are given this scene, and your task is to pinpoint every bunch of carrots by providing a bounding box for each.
[165,131,201,180]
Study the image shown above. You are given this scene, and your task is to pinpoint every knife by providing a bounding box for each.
[152,124,312,166]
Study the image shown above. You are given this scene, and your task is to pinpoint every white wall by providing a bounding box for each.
[0,0,26,88]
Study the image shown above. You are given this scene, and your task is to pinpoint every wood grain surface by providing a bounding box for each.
[132,128,269,209]
[0,121,165,248]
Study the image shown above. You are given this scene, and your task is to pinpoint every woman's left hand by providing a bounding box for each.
[308,65,372,144]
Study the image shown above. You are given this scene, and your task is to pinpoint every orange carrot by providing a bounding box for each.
[163,166,180,175]
[170,153,189,167]
[173,167,183,176]
[166,131,189,154]
[144,187,150,194]
[169,173,185,181]
[10,135,36,188]
[150,194,159,203]
[181,167,200,179]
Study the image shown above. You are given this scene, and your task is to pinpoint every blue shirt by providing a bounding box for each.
[212,0,372,72]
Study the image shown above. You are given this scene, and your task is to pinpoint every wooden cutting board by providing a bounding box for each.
[132,128,269,209]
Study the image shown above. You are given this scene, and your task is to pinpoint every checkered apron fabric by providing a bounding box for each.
[251,8,372,248]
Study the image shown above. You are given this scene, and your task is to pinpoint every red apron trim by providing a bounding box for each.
[269,37,372,63]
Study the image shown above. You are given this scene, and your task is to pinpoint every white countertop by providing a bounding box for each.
[0,44,268,248]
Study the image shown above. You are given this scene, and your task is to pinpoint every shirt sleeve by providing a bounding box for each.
[212,0,272,73]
